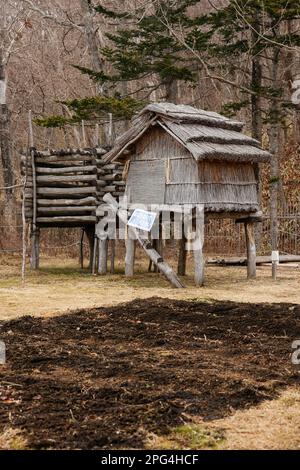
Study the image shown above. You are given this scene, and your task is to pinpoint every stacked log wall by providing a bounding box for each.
[21,148,125,227]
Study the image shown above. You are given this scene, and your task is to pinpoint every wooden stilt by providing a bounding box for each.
[110,239,115,274]
[193,206,205,286]
[193,244,204,286]
[177,234,187,276]
[79,228,84,269]
[85,226,95,272]
[92,237,98,275]
[153,239,158,273]
[244,222,256,279]
[98,238,108,275]
[30,228,40,270]
[125,237,136,277]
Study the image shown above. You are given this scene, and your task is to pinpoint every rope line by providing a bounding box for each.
[0,183,24,190]
[0,241,89,253]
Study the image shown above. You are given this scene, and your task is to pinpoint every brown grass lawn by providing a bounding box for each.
[0,254,299,450]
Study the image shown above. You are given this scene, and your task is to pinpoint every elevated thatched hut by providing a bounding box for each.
[104,103,271,285]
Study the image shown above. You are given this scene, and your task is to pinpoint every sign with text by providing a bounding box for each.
[128,209,157,232]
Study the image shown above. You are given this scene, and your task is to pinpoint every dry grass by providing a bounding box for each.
[214,387,300,450]
[0,254,299,321]
[0,428,28,450]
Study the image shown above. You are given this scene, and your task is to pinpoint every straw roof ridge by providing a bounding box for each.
[103,102,271,163]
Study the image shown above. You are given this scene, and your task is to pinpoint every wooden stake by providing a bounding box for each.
[192,206,205,286]
[85,226,95,272]
[81,120,87,147]
[97,238,108,275]
[79,228,84,268]
[110,239,115,274]
[92,237,97,275]
[95,124,100,146]
[177,233,187,276]
[30,228,40,270]
[244,222,256,279]
[28,110,34,147]
[108,113,113,145]
[125,237,136,277]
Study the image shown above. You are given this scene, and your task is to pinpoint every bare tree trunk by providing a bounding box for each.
[251,17,263,144]
[0,43,15,222]
[165,78,178,103]
[79,0,105,94]
[269,47,281,260]
[251,16,263,249]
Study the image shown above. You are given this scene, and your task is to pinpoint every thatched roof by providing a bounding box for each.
[103,102,271,164]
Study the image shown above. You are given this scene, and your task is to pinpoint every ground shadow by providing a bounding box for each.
[0,297,299,449]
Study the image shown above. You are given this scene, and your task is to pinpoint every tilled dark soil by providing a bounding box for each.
[0,297,299,449]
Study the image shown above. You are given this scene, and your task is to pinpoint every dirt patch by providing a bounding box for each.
[0,297,299,449]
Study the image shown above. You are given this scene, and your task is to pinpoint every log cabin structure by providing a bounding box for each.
[103,102,271,285]
[21,147,125,269]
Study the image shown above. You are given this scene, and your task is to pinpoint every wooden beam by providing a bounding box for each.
[36,216,96,223]
[236,214,264,224]
[37,187,96,196]
[36,174,97,184]
[37,197,96,206]
[35,155,95,164]
[37,206,96,215]
[36,165,97,175]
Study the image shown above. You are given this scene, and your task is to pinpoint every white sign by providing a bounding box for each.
[128,209,157,232]
[271,250,279,264]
